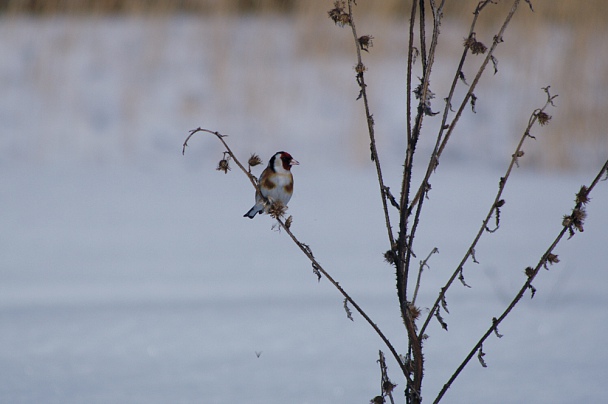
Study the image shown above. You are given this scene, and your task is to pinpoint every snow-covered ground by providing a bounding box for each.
[1,15,607,404]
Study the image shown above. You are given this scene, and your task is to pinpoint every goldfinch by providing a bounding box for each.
[244,151,299,219]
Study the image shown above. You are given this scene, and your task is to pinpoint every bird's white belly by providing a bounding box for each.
[261,173,292,204]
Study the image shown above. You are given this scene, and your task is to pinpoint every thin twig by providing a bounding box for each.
[346,0,395,250]
[396,4,447,398]
[419,88,557,338]
[378,350,396,404]
[277,216,420,397]
[183,127,419,398]
[436,0,521,159]
[412,247,439,306]
[406,0,418,146]
[433,159,608,403]
[408,0,499,211]
[410,0,523,214]
[183,128,258,187]
[398,0,447,307]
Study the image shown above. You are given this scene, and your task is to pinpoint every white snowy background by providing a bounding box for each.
[1,8,607,404]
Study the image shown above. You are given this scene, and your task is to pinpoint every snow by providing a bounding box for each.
[0,15,607,404]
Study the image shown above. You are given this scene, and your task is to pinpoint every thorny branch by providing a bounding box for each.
[399,0,447,309]
[376,350,396,404]
[397,2,448,399]
[433,158,608,403]
[338,2,427,397]
[412,247,439,306]
[182,128,418,397]
[187,1,608,402]
[409,0,524,213]
[345,0,396,250]
[419,87,558,338]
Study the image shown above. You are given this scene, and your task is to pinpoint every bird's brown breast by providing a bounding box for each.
[284,182,293,194]
[261,175,277,190]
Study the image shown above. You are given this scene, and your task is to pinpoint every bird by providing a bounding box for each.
[244,151,299,219]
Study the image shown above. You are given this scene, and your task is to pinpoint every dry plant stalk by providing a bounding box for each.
[183,1,608,403]
[182,127,415,392]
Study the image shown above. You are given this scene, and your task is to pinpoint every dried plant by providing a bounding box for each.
[183,1,608,402]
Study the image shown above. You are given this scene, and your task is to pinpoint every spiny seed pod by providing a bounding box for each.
[571,208,586,232]
[576,186,590,205]
[359,35,374,52]
[407,303,421,320]
[383,250,396,264]
[248,154,262,167]
[268,201,287,219]
[546,253,560,264]
[464,35,487,54]
[355,62,367,74]
[216,159,230,174]
[370,396,385,404]
[471,40,487,54]
[328,1,350,27]
[382,381,396,394]
[536,111,552,126]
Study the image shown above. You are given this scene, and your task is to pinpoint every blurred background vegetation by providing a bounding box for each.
[2,0,606,169]
[3,0,608,20]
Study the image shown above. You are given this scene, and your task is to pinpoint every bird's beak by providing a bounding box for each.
[290,159,300,166]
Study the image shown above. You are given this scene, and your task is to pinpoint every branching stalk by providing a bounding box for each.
[183,128,419,398]
[410,0,524,213]
[408,0,502,211]
[419,88,558,338]
[433,159,608,403]
[346,0,395,250]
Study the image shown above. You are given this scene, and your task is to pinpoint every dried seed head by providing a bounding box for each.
[471,41,487,55]
[464,34,487,54]
[216,159,230,174]
[463,36,475,49]
[408,303,421,320]
[248,153,262,167]
[571,207,587,232]
[328,1,350,27]
[524,266,534,278]
[576,186,590,205]
[382,381,397,394]
[370,396,385,404]
[536,111,552,126]
[359,35,374,52]
[413,80,436,101]
[383,250,396,264]
[355,62,367,74]
[268,201,287,219]
[547,253,560,264]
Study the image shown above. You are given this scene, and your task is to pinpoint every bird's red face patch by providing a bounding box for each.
[279,152,298,171]
[280,153,293,170]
